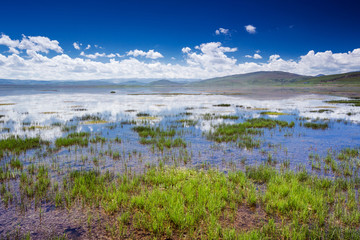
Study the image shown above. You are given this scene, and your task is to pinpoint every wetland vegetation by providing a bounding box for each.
[0,91,360,239]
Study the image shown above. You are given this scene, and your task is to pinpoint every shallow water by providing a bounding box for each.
[1,88,359,172]
[1,87,360,238]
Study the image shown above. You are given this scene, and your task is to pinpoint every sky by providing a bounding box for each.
[0,0,360,81]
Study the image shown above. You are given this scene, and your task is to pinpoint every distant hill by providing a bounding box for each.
[296,71,360,85]
[118,81,145,86]
[1,71,360,88]
[148,79,183,86]
[0,79,54,85]
[188,71,309,88]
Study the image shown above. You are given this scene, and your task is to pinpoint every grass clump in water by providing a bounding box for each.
[133,126,186,150]
[0,136,47,154]
[55,132,90,148]
[326,99,360,107]
[136,112,150,117]
[202,113,239,120]
[82,120,108,125]
[208,118,294,149]
[176,119,198,126]
[304,122,329,130]
[79,114,103,121]
[213,103,231,107]
[219,115,239,120]
[260,111,289,115]
[310,109,334,113]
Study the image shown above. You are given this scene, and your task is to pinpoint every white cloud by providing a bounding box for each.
[269,54,280,62]
[127,49,163,59]
[184,42,238,72]
[8,47,20,55]
[215,28,230,35]
[245,53,262,59]
[18,35,63,53]
[0,34,20,48]
[245,25,256,34]
[73,42,80,50]
[0,34,360,80]
[0,34,63,54]
[85,44,91,50]
[80,52,118,59]
[182,47,191,54]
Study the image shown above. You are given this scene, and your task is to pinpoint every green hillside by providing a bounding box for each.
[296,71,360,85]
[189,71,309,87]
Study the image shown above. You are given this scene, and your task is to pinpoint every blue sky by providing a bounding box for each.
[0,0,360,80]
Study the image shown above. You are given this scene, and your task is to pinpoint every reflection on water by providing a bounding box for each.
[1,89,359,175]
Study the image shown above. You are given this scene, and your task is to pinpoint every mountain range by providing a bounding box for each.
[1,71,360,88]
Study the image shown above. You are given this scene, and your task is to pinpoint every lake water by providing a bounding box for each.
[1,87,359,174]
[1,87,360,238]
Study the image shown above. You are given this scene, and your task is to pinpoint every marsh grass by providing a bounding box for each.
[304,122,329,130]
[136,116,158,121]
[326,99,360,107]
[82,120,108,124]
[260,111,289,115]
[136,112,150,117]
[0,136,47,154]
[0,103,16,106]
[176,119,198,126]
[132,126,186,150]
[55,132,90,148]
[213,104,231,107]
[61,125,77,132]
[310,109,334,113]
[79,114,103,121]
[202,113,239,121]
[207,118,294,149]
[46,165,360,239]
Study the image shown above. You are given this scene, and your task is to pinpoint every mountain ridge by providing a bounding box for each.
[1,71,360,87]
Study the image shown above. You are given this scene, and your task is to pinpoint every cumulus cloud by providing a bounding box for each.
[127,49,163,59]
[73,42,80,50]
[183,42,238,72]
[245,25,256,34]
[85,44,91,50]
[0,34,360,80]
[18,35,63,53]
[0,34,20,48]
[215,28,230,35]
[181,47,191,54]
[80,52,118,59]
[245,53,262,59]
[0,34,63,54]
[269,54,280,62]
[8,47,20,55]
